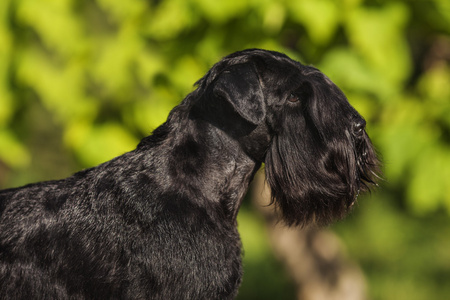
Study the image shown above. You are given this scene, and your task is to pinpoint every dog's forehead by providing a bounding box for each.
[256,54,328,87]
[257,57,320,96]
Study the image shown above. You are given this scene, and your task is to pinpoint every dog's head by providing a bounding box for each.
[193,49,380,226]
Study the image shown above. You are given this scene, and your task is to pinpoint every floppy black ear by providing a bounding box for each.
[212,63,265,125]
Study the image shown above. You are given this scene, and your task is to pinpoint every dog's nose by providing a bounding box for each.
[353,118,366,135]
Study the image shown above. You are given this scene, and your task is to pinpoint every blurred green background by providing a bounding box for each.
[1,0,449,299]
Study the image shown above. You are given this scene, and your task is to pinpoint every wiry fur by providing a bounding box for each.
[0,49,379,299]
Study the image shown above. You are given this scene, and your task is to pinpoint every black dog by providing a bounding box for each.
[0,49,379,299]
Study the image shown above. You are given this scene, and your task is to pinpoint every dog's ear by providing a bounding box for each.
[212,63,265,125]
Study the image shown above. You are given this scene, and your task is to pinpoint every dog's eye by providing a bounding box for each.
[288,93,299,103]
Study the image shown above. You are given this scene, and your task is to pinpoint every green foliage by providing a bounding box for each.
[334,193,450,300]
[237,207,296,300]
[1,0,449,299]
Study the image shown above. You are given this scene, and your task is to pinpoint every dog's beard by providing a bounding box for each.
[354,132,380,192]
[265,125,379,227]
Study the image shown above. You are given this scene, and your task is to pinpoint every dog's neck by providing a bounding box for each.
[140,113,261,221]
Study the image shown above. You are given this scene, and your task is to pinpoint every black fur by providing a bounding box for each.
[0,49,379,299]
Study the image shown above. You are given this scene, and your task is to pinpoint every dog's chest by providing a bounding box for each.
[125,214,243,299]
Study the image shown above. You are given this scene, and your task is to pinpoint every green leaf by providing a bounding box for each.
[70,122,138,166]
[418,64,450,105]
[144,0,195,39]
[407,146,450,215]
[289,0,340,45]
[90,34,143,100]
[377,97,435,182]
[319,48,393,98]
[345,2,412,85]
[16,48,98,124]
[16,0,86,58]
[132,94,174,133]
[0,130,30,168]
[262,2,286,34]
[96,0,147,24]
[193,0,250,24]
